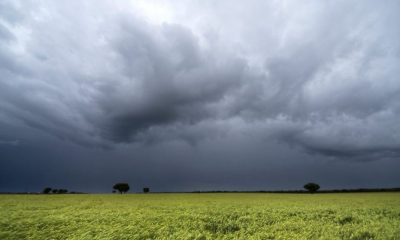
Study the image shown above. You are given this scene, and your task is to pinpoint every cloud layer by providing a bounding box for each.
[1,0,400,162]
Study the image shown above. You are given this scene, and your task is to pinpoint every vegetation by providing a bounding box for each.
[0,193,399,239]
[113,183,130,194]
[42,187,52,194]
[45,188,68,194]
[304,183,320,193]
[57,189,68,194]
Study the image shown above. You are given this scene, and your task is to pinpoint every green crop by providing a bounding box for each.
[1,193,399,239]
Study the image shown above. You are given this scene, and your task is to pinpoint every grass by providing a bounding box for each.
[0,193,399,239]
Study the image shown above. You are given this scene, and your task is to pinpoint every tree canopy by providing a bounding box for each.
[113,183,130,194]
[304,183,320,193]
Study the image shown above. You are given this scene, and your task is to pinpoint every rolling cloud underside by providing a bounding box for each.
[1,0,400,160]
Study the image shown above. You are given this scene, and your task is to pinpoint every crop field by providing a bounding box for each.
[0,193,399,239]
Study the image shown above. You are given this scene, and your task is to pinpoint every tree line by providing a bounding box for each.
[110,183,321,194]
[41,183,320,194]
[42,187,69,194]
[112,183,150,194]
[39,183,400,194]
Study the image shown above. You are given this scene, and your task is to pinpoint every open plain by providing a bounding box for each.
[1,193,399,239]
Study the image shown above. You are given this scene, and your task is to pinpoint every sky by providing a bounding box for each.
[1,0,400,193]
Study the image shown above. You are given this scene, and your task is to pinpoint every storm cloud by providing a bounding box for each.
[1,0,400,192]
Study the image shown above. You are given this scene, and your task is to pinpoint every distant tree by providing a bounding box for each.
[112,190,116,193]
[143,187,150,193]
[52,189,59,194]
[113,183,130,194]
[58,189,68,194]
[304,183,320,193]
[42,187,52,194]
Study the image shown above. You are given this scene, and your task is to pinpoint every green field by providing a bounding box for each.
[1,193,399,239]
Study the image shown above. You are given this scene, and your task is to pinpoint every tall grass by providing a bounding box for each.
[1,193,399,239]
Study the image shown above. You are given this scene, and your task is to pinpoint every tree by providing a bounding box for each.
[143,187,150,193]
[58,189,68,194]
[42,187,52,194]
[113,183,130,194]
[52,189,59,194]
[304,183,320,193]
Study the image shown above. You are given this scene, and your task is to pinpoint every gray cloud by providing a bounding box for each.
[1,0,400,165]
[95,18,248,142]
[0,139,19,146]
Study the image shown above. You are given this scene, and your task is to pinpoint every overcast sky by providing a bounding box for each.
[1,0,400,192]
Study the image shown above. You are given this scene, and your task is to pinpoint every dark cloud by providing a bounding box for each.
[0,0,400,191]
[95,18,247,142]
